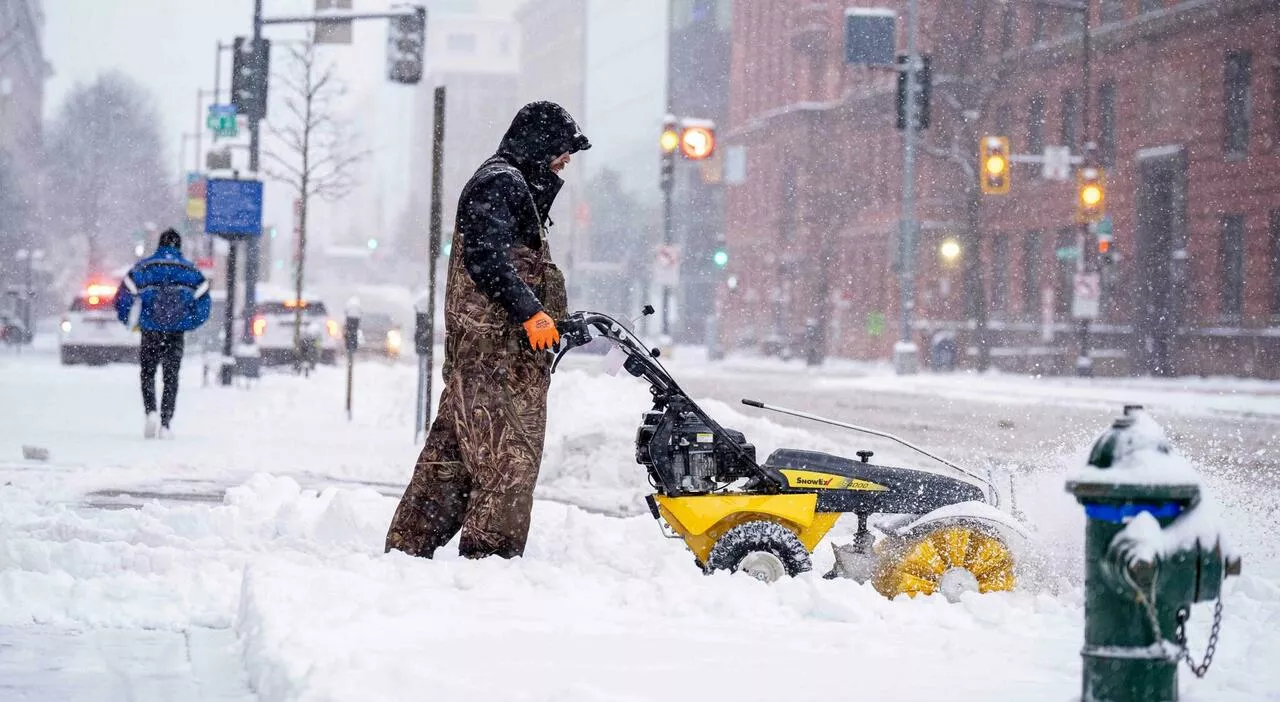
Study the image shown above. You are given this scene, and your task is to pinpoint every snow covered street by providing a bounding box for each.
[2,347,1279,701]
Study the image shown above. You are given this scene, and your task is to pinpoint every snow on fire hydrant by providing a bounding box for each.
[1066,405,1241,702]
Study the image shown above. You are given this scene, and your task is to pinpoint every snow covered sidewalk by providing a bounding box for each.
[2,353,1279,700]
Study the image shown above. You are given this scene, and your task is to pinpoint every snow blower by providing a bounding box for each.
[553,308,1028,600]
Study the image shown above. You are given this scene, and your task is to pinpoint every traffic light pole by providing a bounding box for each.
[661,169,674,339]
[422,86,446,439]
[243,0,264,347]
[893,0,921,376]
[1075,2,1094,377]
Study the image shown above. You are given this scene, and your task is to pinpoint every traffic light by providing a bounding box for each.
[387,6,426,85]
[660,115,678,186]
[232,36,271,121]
[896,54,932,130]
[679,122,716,161]
[1077,167,1106,223]
[712,247,729,268]
[979,136,1011,195]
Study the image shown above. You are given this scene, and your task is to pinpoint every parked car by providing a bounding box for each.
[250,297,339,366]
[59,283,139,365]
[356,311,403,360]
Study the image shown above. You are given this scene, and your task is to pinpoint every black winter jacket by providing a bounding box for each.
[456,101,590,323]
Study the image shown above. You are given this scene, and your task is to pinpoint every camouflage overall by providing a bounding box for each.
[385,207,567,559]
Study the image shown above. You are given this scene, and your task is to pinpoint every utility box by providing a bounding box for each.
[844,8,896,66]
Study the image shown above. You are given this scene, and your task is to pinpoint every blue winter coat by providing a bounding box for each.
[115,246,212,333]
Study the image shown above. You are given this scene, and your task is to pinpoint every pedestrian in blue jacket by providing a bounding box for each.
[115,229,212,438]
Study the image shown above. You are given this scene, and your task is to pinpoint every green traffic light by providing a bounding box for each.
[713,250,729,267]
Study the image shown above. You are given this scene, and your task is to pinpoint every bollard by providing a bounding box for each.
[1066,405,1241,702]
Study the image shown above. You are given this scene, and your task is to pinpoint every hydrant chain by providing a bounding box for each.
[1176,600,1224,678]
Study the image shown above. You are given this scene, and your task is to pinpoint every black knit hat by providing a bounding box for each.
[158,228,182,250]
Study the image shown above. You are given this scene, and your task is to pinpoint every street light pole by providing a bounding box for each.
[893,0,921,375]
[1075,0,1095,377]
[244,0,264,346]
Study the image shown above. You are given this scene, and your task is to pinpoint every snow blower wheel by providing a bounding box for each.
[707,521,812,582]
[873,525,1015,601]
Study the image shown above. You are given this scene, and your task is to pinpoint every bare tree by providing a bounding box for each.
[262,38,366,357]
[44,71,171,278]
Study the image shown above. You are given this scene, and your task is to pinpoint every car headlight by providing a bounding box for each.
[386,329,402,351]
[60,320,72,334]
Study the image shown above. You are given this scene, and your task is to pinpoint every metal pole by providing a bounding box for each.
[661,175,673,338]
[346,352,354,420]
[195,90,203,174]
[1076,0,1094,377]
[414,355,428,443]
[423,85,446,437]
[243,0,263,345]
[219,242,238,386]
[893,0,920,375]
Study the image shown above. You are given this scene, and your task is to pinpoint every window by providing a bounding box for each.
[1023,231,1042,318]
[1099,81,1117,166]
[447,33,476,53]
[1028,95,1046,155]
[1220,215,1245,317]
[992,234,1010,316]
[1064,8,1085,36]
[1100,0,1126,23]
[1224,50,1252,156]
[1000,5,1016,51]
[1055,228,1076,319]
[995,102,1011,139]
[1273,65,1279,151]
[1032,6,1047,43]
[1271,211,1280,315]
[1140,0,1162,12]
[1060,89,1080,151]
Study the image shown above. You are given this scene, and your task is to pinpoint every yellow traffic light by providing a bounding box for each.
[979,136,1010,195]
[660,128,680,154]
[680,125,716,160]
[1077,167,1106,223]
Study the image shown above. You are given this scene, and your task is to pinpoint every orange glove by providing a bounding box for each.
[523,311,560,351]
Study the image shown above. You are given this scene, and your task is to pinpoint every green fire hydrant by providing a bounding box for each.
[1066,405,1241,702]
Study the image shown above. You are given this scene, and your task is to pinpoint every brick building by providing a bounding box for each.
[720,0,1280,376]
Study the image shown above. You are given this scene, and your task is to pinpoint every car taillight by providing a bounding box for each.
[252,316,267,337]
[326,320,340,338]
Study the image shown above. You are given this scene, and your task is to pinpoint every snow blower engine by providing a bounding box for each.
[553,308,1028,600]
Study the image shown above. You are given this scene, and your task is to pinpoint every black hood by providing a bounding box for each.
[497,101,590,175]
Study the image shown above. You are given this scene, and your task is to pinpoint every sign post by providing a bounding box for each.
[205,176,265,386]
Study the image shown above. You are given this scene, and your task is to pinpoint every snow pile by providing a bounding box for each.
[0,475,393,629]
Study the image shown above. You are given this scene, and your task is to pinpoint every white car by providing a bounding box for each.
[251,297,340,366]
[59,283,140,365]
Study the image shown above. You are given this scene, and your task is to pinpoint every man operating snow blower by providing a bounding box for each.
[385,101,590,559]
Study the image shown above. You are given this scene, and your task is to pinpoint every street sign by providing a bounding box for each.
[206,104,238,138]
[654,244,681,287]
[205,178,264,237]
[1072,272,1101,320]
[1042,145,1071,181]
[185,172,206,221]
[1055,245,1080,261]
[1095,215,1113,236]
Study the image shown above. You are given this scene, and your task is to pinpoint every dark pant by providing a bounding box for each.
[140,331,185,426]
[385,352,550,560]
